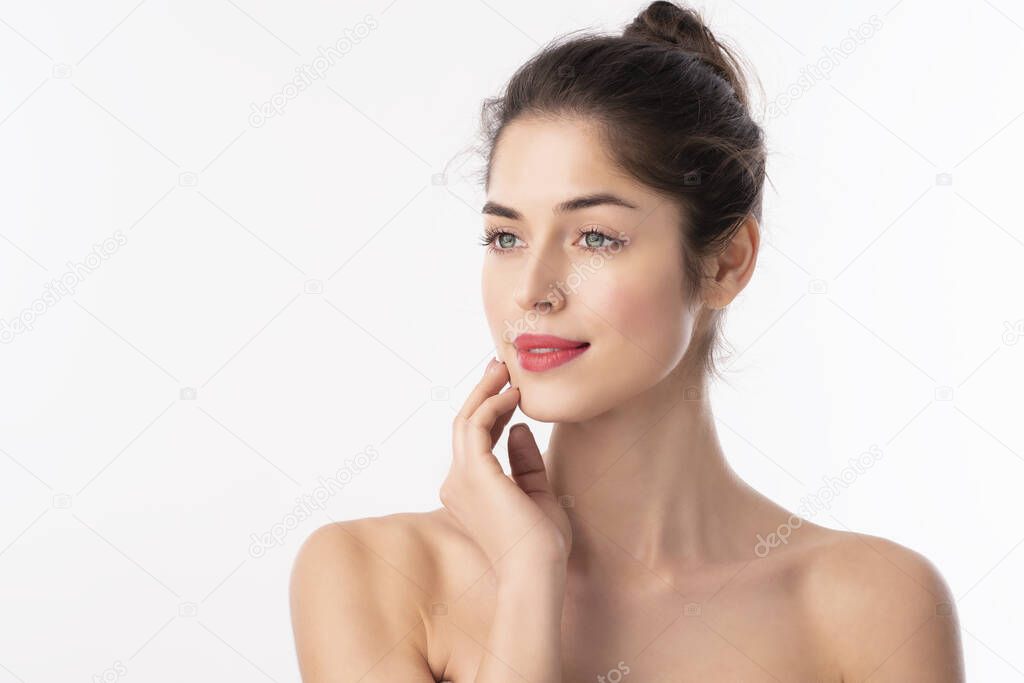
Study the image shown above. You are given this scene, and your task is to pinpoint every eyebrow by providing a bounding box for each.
[481,192,640,220]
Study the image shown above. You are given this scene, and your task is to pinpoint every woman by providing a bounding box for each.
[289,2,965,680]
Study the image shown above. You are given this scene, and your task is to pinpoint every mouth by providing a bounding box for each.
[513,334,590,372]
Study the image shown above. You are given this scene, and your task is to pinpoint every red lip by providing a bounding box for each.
[513,334,590,372]
[513,334,589,351]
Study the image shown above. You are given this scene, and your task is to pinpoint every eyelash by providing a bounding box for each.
[478,226,624,254]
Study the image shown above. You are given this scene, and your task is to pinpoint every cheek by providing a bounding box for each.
[481,268,514,345]
[585,262,690,368]
[481,269,502,322]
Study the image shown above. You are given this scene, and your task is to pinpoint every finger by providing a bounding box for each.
[456,358,509,421]
[451,360,508,468]
[451,412,466,467]
[451,384,516,466]
[489,398,517,449]
[464,385,520,454]
[508,423,553,497]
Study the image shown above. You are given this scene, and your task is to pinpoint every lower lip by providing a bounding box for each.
[516,344,590,372]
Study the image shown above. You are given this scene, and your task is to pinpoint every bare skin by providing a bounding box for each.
[289,116,965,682]
[291,507,962,681]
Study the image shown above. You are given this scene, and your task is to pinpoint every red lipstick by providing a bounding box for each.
[513,334,590,372]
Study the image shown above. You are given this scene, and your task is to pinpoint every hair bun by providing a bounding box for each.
[624,1,751,109]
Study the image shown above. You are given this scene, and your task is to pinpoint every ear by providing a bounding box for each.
[703,214,759,310]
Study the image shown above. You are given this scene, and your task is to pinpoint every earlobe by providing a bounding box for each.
[702,284,726,311]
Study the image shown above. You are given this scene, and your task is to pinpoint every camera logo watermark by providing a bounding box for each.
[248,445,380,557]
[1,230,128,344]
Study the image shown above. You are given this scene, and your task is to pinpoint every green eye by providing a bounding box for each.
[479,226,625,254]
[479,228,522,253]
[577,227,623,251]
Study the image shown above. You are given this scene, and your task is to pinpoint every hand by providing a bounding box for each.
[440,358,572,580]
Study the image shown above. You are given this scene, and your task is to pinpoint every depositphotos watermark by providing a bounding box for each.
[248,445,380,558]
[762,14,883,121]
[597,660,631,682]
[91,660,127,683]
[248,15,379,128]
[753,444,884,558]
[1,230,128,344]
[500,232,628,343]
[1002,318,1024,345]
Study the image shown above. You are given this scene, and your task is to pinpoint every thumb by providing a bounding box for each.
[507,423,553,497]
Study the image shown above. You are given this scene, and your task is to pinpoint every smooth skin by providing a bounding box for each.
[289,116,965,682]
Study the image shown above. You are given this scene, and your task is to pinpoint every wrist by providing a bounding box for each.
[493,553,568,589]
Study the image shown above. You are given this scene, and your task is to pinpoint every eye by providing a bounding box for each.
[575,227,624,251]
[479,227,522,254]
[479,226,626,254]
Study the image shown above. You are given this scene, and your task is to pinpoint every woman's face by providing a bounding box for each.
[481,116,703,422]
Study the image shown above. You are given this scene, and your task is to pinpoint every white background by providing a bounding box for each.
[1,0,1022,681]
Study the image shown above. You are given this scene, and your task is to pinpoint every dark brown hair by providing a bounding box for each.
[477,1,768,383]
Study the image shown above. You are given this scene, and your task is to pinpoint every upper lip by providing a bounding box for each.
[513,334,589,351]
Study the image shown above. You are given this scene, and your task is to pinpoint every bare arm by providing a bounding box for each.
[440,361,573,682]
[289,522,436,682]
[473,557,567,682]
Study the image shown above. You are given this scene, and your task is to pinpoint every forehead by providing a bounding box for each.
[488,116,656,207]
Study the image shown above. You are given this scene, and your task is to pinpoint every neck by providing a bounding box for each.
[544,364,778,577]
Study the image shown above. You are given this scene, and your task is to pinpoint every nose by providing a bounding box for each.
[513,249,568,314]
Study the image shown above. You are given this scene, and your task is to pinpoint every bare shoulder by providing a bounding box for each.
[798,527,965,682]
[289,509,465,682]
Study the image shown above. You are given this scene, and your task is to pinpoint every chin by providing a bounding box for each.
[514,373,630,423]
[518,391,596,423]
[511,346,681,423]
